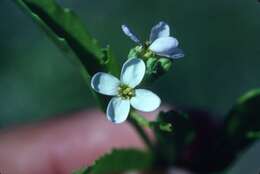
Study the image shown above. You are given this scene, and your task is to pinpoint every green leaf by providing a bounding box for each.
[72,167,88,174]
[224,88,260,153]
[226,89,260,139]
[246,131,260,139]
[14,0,120,111]
[14,0,119,76]
[82,149,153,174]
[220,89,260,170]
[200,89,260,172]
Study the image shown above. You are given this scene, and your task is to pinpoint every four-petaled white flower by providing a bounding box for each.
[122,21,184,59]
[91,58,161,124]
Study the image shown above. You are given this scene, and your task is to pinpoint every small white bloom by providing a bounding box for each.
[122,21,184,59]
[91,58,161,124]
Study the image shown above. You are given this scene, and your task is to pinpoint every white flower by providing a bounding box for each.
[91,58,161,124]
[122,21,184,59]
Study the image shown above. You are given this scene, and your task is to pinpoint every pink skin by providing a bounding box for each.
[0,109,160,174]
[0,107,176,174]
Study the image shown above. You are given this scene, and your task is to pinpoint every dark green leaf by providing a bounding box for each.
[195,89,260,172]
[226,89,260,137]
[246,131,260,139]
[14,0,120,111]
[14,0,119,76]
[225,89,260,151]
[84,149,153,174]
[72,167,88,174]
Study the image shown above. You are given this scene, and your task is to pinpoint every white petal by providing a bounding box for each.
[106,97,130,124]
[130,89,161,112]
[91,72,120,96]
[158,47,185,59]
[149,37,179,55]
[120,58,145,88]
[121,24,140,43]
[149,21,170,42]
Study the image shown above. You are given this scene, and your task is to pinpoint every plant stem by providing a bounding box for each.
[128,111,153,150]
[130,111,151,127]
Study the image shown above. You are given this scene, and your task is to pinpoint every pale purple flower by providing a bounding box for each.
[91,58,161,124]
[122,21,184,59]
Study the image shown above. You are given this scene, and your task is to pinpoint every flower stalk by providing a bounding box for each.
[128,112,154,149]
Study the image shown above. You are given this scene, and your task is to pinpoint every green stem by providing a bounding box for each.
[128,111,153,149]
[130,111,151,127]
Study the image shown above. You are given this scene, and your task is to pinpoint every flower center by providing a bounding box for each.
[144,41,151,49]
[143,49,153,58]
[118,84,135,100]
[141,42,155,59]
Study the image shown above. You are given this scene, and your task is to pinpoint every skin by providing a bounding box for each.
[0,109,146,174]
[0,107,190,174]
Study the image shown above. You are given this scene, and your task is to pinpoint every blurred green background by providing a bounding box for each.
[0,0,260,173]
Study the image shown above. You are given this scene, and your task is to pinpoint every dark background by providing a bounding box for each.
[0,0,260,173]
